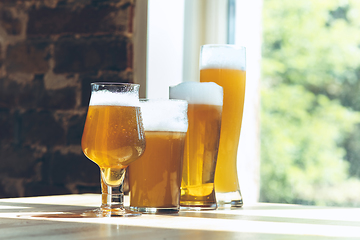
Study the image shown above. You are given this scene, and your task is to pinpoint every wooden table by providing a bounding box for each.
[0,194,359,239]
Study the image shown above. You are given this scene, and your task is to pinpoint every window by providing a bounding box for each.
[136,0,360,207]
[134,0,261,204]
[260,0,360,207]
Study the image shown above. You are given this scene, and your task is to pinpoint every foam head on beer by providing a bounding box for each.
[169,82,223,106]
[140,99,188,132]
[89,90,140,107]
[200,44,246,71]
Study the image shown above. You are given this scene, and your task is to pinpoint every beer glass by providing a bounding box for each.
[128,99,188,213]
[170,82,223,210]
[200,44,246,207]
[81,82,146,217]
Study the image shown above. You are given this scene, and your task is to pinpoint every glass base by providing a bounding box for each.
[130,206,179,214]
[180,201,217,210]
[180,203,217,211]
[81,207,141,217]
[216,190,243,208]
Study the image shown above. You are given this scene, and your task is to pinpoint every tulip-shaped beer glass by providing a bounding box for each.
[81,82,146,217]
[200,45,246,208]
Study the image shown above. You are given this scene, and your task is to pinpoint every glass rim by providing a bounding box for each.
[91,82,140,87]
[201,44,246,50]
[140,98,188,104]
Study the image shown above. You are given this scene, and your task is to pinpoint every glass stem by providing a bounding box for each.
[101,168,126,211]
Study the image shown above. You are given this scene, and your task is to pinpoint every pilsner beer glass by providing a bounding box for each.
[200,44,246,207]
[128,99,188,213]
[81,82,146,217]
[170,82,223,210]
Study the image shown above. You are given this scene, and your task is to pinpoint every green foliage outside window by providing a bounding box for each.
[261,0,360,206]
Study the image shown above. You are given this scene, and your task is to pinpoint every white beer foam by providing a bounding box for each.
[199,44,246,70]
[89,90,139,106]
[140,99,188,132]
[169,82,223,106]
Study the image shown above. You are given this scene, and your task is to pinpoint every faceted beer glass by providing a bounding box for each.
[200,44,246,207]
[170,82,223,210]
[128,99,188,213]
[81,82,146,217]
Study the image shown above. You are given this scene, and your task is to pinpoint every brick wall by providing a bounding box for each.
[0,0,135,197]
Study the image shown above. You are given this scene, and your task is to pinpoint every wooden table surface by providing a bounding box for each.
[0,194,360,239]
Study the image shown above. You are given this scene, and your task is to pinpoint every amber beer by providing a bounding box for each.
[81,92,145,187]
[170,82,223,209]
[129,131,186,209]
[129,99,188,213]
[200,44,246,207]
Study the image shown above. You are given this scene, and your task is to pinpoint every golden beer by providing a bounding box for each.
[82,105,145,186]
[129,131,186,209]
[200,69,245,192]
[200,45,246,207]
[170,82,223,209]
[180,104,222,208]
[128,99,188,213]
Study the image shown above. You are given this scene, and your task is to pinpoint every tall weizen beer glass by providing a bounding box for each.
[81,82,146,217]
[200,45,246,207]
[170,82,223,210]
[129,99,188,213]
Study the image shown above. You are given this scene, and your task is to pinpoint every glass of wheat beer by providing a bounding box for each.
[81,82,146,217]
[170,82,223,210]
[200,44,246,208]
[128,99,188,213]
